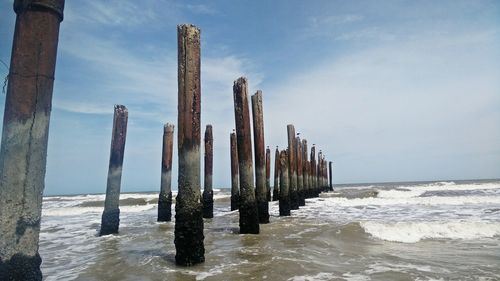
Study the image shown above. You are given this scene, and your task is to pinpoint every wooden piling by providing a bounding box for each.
[318,151,323,193]
[279,150,291,216]
[0,1,64,278]
[175,24,204,266]
[287,125,299,209]
[100,105,128,236]
[329,161,333,191]
[202,125,214,219]
[158,123,174,222]
[233,77,259,234]
[302,139,309,199]
[310,145,317,197]
[266,146,271,202]
[251,91,269,224]
[230,132,239,211]
[296,137,305,206]
[272,146,280,201]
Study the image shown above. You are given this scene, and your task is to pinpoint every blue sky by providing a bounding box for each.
[0,0,499,195]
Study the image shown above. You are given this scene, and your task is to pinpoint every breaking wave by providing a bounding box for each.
[360,221,500,243]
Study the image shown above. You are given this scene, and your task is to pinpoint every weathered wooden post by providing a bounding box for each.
[266,146,271,202]
[329,161,333,191]
[202,125,214,218]
[279,150,291,216]
[175,24,204,266]
[158,123,174,222]
[0,1,64,279]
[318,150,323,193]
[230,131,239,211]
[296,137,305,206]
[310,145,317,197]
[272,146,280,201]
[287,125,299,209]
[305,161,311,199]
[100,105,128,236]
[233,77,259,234]
[302,139,309,199]
[251,91,269,223]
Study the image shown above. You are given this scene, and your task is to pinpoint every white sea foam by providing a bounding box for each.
[377,189,426,198]
[328,195,500,207]
[360,221,500,243]
[376,182,500,200]
[42,204,156,216]
[288,272,339,281]
[398,182,499,193]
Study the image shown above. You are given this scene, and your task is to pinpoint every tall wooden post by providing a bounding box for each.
[233,77,259,234]
[272,147,280,201]
[310,145,317,197]
[158,123,174,222]
[230,131,239,211]
[296,137,305,206]
[279,150,291,216]
[287,125,299,209]
[318,151,323,193]
[328,161,333,191]
[0,1,64,279]
[202,125,214,218]
[251,91,269,223]
[100,105,128,236]
[175,24,204,266]
[302,139,309,199]
[266,146,271,202]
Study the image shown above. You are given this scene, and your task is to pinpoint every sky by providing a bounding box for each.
[0,0,499,195]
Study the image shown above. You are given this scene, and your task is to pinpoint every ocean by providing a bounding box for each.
[40,180,500,280]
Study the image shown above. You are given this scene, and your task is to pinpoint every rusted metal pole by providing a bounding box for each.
[287,125,299,209]
[279,150,291,216]
[158,123,174,222]
[202,125,214,219]
[296,137,305,206]
[230,131,239,211]
[0,1,64,279]
[100,105,128,236]
[266,146,271,202]
[272,146,280,201]
[233,77,259,234]
[251,91,269,224]
[175,24,204,266]
[302,139,309,199]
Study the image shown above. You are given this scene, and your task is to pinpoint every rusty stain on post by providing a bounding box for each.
[175,24,205,266]
[158,123,174,222]
[233,77,259,234]
[251,91,269,224]
[230,131,239,211]
[100,105,128,236]
[202,125,214,219]
[0,1,64,278]
[287,125,299,209]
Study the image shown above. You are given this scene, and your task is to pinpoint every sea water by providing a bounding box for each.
[40,180,500,280]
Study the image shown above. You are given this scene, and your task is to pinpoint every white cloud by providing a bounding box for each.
[264,29,500,182]
[185,4,218,15]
